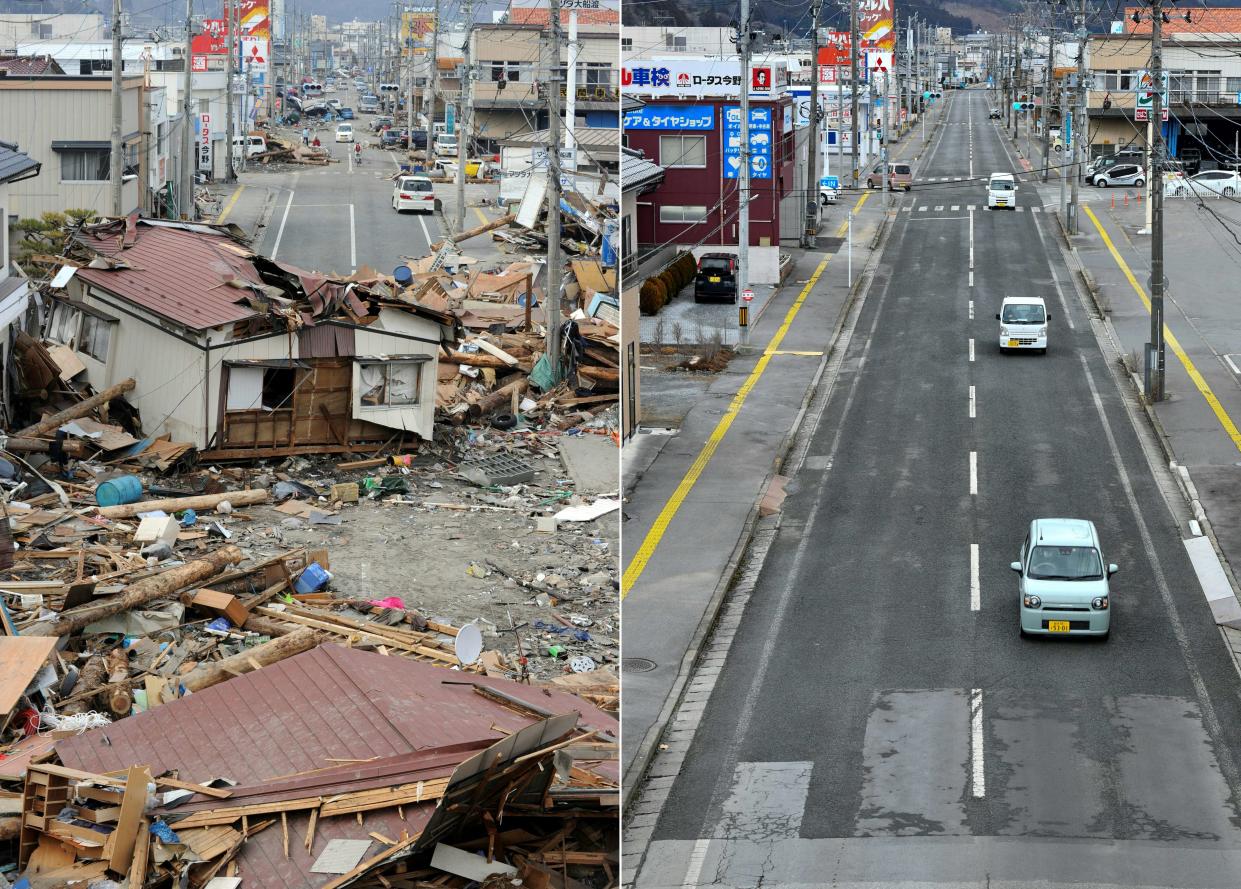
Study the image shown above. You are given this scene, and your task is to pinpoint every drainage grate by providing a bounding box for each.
[460,453,536,486]
[623,657,657,673]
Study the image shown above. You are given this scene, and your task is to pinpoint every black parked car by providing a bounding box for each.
[694,253,738,303]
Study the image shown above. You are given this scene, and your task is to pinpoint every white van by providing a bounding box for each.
[987,172,1017,210]
[232,135,267,159]
[434,133,458,158]
[997,295,1049,353]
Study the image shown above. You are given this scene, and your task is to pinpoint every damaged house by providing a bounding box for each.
[43,217,455,460]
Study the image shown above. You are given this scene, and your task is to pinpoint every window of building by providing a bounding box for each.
[658,205,709,224]
[665,34,687,50]
[621,37,633,51]
[659,134,706,168]
[488,61,526,82]
[198,98,211,116]
[584,62,613,87]
[31,23,53,39]
[359,361,420,407]
[157,122,167,155]
[60,149,110,182]
[48,304,80,346]
[261,367,296,410]
[155,59,185,72]
[78,313,113,361]
[1228,77,1241,94]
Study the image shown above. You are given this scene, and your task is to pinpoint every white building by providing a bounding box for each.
[0,13,105,49]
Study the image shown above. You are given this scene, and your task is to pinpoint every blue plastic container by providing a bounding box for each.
[294,562,331,594]
[393,265,413,286]
[96,474,143,508]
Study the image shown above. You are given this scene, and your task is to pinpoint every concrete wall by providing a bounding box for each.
[690,245,781,284]
[0,77,142,218]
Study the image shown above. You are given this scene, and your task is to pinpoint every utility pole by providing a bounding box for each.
[424,0,439,159]
[1059,76,1068,215]
[110,0,124,215]
[545,0,565,380]
[806,0,823,244]
[738,0,752,341]
[1011,18,1020,139]
[1068,0,1085,233]
[1149,0,1166,401]
[455,0,473,233]
[404,8,415,148]
[225,0,236,182]
[1042,23,1053,182]
[836,63,844,176]
[849,0,859,188]
[180,0,194,219]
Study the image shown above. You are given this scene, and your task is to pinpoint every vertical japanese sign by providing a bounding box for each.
[401,8,436,56]
[198,113,213,171]
[858,0,895,50]
[239,1,269,81]
[723,106,772,179]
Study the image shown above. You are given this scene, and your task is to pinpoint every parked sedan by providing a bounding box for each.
[1170,169,1241,198]
[1089,163,1145,188]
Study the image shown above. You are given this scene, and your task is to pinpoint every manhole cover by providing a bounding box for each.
[623,657,657,673]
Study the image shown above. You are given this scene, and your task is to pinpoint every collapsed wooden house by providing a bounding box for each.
[43,217,456,460]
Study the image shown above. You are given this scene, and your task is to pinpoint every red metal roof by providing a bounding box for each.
[1126,6,1241,32]
[56,644,616,888]
[73,222,265,331]
[0,55,64,75]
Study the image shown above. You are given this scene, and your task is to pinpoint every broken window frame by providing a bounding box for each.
[77,311,113,362]
[358,360,422,409]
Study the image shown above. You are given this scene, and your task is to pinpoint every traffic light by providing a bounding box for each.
[1011,100,1035,112]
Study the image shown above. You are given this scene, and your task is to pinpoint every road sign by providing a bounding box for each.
[742,289,755,303]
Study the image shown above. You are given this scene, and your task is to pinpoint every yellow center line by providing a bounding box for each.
[622,195,869,597]
[835,192,870,237]
[1084,205,1241,452]
[472,206,489,227]
[216,185,245,224]
[771,350,824,356]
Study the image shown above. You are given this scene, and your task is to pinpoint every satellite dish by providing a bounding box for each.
[454,622,483,666]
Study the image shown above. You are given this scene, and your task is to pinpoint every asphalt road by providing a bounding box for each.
[251,83,441,275]
[632,89,1241,888]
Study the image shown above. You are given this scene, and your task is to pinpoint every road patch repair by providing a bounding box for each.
[0,167,620,882]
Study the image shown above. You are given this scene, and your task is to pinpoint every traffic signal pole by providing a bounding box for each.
[1149,0,1166,401]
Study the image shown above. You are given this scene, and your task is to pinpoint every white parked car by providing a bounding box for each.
[392,175,436,214]
[1089,163,1145,188]
[987,172,1017,210]
[335,123,354,143]
[997,295,1050,353]
[1170,169,1241,198]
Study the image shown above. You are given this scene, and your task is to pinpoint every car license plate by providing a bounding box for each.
[1008,339,1020,348]
[709,276,721,283]
[1048,620,1070,633]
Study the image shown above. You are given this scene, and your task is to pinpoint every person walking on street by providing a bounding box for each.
[302,126,310,146]
[354,142,362,164]
[312,136,321,149]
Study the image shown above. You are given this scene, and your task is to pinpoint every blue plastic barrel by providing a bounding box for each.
[294,562,331,594]
[393,265,413,286]
[96,474,143,508]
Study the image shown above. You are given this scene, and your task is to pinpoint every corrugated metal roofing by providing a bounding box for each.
[0,140,39,184]
[56,644,617,888]
[621,151,666,193]
[73,222,264,331]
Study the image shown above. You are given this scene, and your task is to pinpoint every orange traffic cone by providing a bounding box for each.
[1124,193,1129,207]
[1111,195,1115,209]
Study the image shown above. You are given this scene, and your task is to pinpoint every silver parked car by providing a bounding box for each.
[1014,518,1117,639]
[1090,163,1145,188]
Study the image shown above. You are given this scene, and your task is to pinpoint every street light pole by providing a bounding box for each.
[806,0,823,245]
[1149,0,1166,401]
[110,0,124,215]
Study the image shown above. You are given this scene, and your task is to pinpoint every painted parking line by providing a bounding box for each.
[1084,205,1241,452]
[623,194,869,595]
[216,184,245,223]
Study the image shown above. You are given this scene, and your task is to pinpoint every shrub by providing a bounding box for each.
[639,280,663,315]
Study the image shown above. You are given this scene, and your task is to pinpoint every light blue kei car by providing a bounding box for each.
[1013,518,1117,639]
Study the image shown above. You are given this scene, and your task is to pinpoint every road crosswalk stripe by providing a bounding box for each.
[934,205,944,211]
[951,205,960,211]
[919,206,928,211]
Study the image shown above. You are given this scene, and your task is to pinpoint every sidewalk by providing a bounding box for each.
[621,95,950,807]
[1066,196,1241,591]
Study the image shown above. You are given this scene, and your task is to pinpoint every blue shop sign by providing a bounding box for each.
[623,105,715,130]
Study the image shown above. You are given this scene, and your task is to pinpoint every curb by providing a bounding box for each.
[621,241,885,812]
